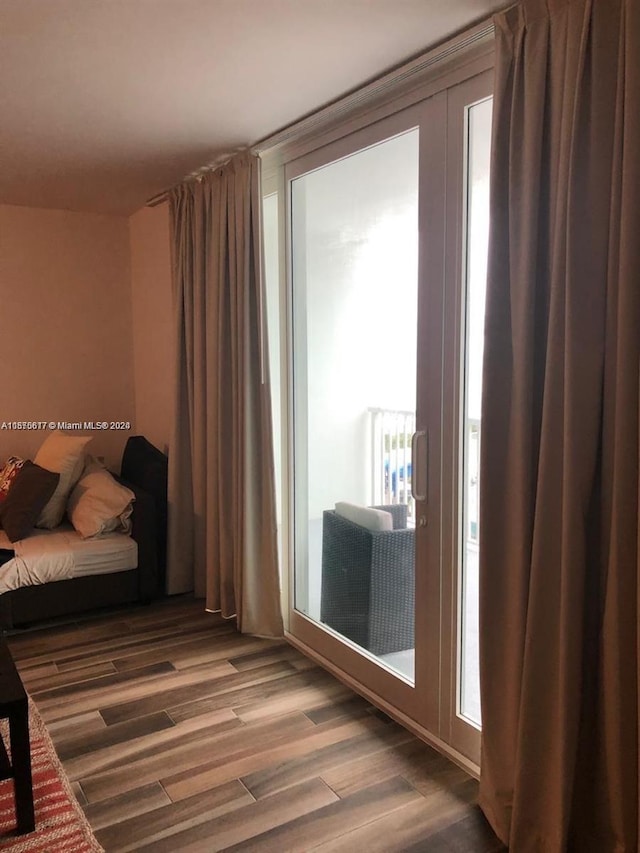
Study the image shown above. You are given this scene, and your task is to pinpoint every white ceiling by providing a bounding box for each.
[0,0,503,216]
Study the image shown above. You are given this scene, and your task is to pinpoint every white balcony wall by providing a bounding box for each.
[294,131,419,522]
[292,131,419,619]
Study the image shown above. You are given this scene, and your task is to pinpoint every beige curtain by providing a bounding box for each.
[479,0,640,849]
[166,152,283,638]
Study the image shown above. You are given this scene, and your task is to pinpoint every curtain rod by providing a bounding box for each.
[145,15,495,208]
[146,148,244,207]
[252,18,495,155]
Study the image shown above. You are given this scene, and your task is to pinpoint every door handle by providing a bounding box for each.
[411,430,428,502]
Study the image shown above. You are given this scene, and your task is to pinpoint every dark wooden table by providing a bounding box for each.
[0,641,35,834]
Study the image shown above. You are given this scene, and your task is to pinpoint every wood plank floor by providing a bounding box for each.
[7,597,505,852]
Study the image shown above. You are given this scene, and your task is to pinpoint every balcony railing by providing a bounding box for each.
[370,408,481,538]
[465,417,480,544]
[369,408,416,522]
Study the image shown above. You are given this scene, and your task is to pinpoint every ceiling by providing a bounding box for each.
[0,0,503,217]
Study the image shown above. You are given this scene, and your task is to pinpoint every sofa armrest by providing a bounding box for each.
[120,436,168,595]
[113,475,158,602]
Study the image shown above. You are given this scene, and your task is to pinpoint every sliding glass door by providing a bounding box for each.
[290,126,419,684]
[280,69,492,767]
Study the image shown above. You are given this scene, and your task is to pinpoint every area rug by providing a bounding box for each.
[0,698,103,852]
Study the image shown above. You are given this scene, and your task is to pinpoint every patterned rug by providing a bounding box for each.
[0,698,103,852]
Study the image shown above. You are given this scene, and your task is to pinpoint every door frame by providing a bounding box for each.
[263,52,495,776]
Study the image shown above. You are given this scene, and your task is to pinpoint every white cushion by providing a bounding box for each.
[67,458,135,539]
[334,502,393,532]
[34,431,92,528]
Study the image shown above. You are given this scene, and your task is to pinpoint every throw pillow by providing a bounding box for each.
[67,459,135,538]
[0,456,25,502]
[0,461,60,542]
[34,431,92,528]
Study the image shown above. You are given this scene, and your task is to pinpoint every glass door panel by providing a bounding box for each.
[459,97,492,727]
[291,128,419,683]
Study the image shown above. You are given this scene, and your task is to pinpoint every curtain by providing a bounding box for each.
[479,0,640,849]
[166,152,283,638]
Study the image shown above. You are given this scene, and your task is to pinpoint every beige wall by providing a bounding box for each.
[128,203,173,456]
[0,204,135,470]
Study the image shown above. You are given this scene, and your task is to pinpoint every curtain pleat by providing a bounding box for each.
[167,153,283,638]
[479,0,640,849]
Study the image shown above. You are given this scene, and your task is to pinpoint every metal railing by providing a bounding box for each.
[465,417,480,544]
[369,408,416,522]
[370,409,481,536]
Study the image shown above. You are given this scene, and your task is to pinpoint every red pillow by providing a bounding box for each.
[0,456,25,502]
[0,461,60,542]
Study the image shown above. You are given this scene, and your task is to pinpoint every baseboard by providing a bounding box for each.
[285,630,480,781]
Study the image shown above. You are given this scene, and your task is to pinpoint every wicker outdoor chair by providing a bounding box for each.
[320,504,415,656]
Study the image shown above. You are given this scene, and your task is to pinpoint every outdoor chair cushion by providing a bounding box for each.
[334,501,393,531]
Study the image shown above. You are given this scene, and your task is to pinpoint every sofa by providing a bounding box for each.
[0,432,167,630]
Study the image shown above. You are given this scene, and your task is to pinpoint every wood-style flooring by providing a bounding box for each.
[6,597,505,852]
